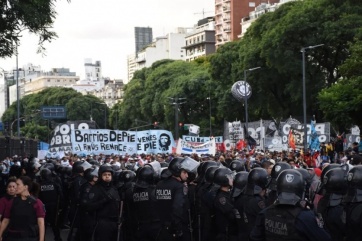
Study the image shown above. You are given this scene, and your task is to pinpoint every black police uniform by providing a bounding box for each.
[86,179,120,241]
[250,204,332,241]
[155,177,190,241]
[79,181,96,241]
[214,189,240,241]
[196,180,217,241]
[132,182,160,241]
[250,169,331,241]
[38,173,63,241]
[317,168,347,241]
[67,174,87,241]
[344,166,362,241]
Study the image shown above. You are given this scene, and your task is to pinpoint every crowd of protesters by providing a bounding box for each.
[0,139,361,241]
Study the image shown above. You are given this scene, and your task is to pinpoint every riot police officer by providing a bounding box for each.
[117,169,136,241]
[155,156,199,241]
[317,168,347,241]
[213,168,240,241]
[243,167,268,236]
[250,169,332,241]
[344,165,362,241]
[266,162,291,207]
[38,168,63,241]
[67,160,91,241]
[86,164,121,241]
[196,162,219,241]
[231,171,249,240]
[79,166,98,241]
[132,163,161,241]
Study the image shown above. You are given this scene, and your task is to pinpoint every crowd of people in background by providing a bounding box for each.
[0,139,361,241]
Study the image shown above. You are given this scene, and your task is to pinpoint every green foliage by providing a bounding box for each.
[0,0,70,57]
[1,87,106,141]
[118,60,218,136]
[318,78,362,131]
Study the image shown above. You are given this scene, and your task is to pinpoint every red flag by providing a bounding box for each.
[289,130,296,150]
[236,140,246,150]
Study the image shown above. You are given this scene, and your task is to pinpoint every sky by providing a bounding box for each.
[0,0,214,81]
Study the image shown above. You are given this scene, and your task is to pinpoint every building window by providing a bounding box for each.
[57,80,60,82]
[47,79,50,82]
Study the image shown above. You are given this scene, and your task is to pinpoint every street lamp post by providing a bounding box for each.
[301,44,324,152]
[207,93,212,137]
[244,67,261,138]
[16,47,20,137]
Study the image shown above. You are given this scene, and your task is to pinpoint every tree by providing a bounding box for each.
[210,0,362,123]
[1,87,105,141]
[318,40,362,131]
[0,0,69,57]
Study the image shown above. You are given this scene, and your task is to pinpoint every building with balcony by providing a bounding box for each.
[82,79,124,108]
[128,28,188,80]
[183,17,216,62]
[240,0,295,38]
[126,54,137,84]
[215,0,279,48]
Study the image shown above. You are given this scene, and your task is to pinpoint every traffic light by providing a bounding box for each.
[154,122,159,128]
[179,122,183,129]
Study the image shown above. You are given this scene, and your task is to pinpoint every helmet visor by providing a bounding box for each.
[145,161,161,176]
[80,161,92,171]
[180,157,200,173]
[90,167,99,177]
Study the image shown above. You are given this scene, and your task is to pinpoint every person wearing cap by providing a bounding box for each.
[250,169,331,241]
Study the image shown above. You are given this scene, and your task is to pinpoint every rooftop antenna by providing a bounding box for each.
[194,9,213,18]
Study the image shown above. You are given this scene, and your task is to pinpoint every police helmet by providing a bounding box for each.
[317,163,341,195]
[232,171,249,197]
[344,166,362,203]
[98,164,114,177]
[118,170,136,184]
[84,167,99,182]
[276,169,305,205]
[246,167,268,195]
[196,161,219,183]
[268,162,291,191]
[229,160,245,172]
[40,168,52,181]
[136,166,155,188]
[160,167,172,180]
[168,157,199,177]
[321,164,341,181]
[72,160,92,174]
[320,168,348,206]
[205,166,219,184]
[295,168,314,185]
[213,168,235,187]
[43,163,55,172]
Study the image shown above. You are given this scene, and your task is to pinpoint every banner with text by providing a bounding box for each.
[176,138,216,155]
[49,121,96,153]
[71,129,175,155]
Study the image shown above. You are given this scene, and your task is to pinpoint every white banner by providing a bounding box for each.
[71,129,175,155]
[182,135,223,144]
[176,138,216,155]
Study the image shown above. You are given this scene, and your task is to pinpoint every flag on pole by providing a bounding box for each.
[289,130,296,150]
[244,124,257,149]
[309,120,320,151]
